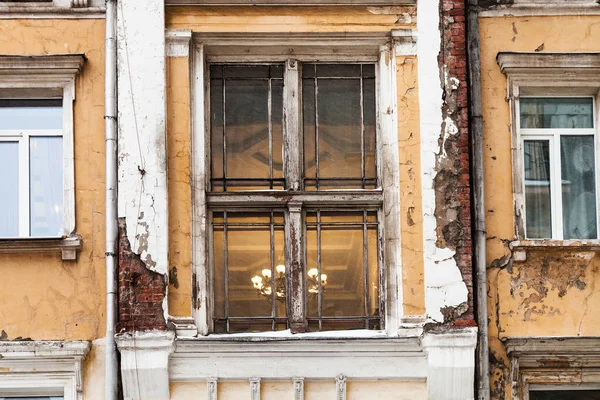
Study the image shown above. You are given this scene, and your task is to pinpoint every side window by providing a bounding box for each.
[208,62,383,334]
[520,97,598,240]
[0,99,64,238]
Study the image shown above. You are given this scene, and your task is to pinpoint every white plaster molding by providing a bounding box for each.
[392,28,417,56]
[207,378,218,400]
[0,0,104,17]
[170,338,427,381]
[166,30,192,58]
[480,2,600,17]
[0,236,82,261]
[423,328,478,400]
[417,0,468,324]
[70,0,88,7]
[166,0,415,4]
[0,341,90,400]
[250,378,261,400]
[117,0,170,285]
[115,331,175,400]
[293,378,304,400]
[336,375,347,400]
[0,54,85,244]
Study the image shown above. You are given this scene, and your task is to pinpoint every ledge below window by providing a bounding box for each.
[0,236,82,261]
[510,240,600,262]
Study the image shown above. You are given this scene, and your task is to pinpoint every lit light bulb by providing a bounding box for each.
[251,275,263,289]
[262,269,272,279]
[320,274,327,284]
[276,264,286,275]
[308,268,318,279]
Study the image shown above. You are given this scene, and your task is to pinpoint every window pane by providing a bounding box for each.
[561,135,597,239]
[210,65,284,191]
[303,64,377,190]
[212,211,286,333]
[524,140,552,239]
[0,99,62,130]
[0,142,19,237]
[30,137,63,237]
[530,391,600,400]
[520,98,593,129]
[306,211,380,331]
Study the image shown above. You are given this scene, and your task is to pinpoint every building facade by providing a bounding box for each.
[476,1,600,399]
[0,0,477,399]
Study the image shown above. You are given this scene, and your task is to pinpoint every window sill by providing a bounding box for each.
[0,235,82,261]
[510,239,600,262]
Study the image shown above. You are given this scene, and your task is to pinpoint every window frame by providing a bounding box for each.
[0,54,85,259]
[518,95,600,240]
[190,32,404,336]
[497,52,600,245]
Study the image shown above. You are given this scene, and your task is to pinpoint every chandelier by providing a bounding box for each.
[251,265,328,300]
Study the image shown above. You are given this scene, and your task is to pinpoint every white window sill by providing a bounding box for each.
[510,239,600,262]
[0,235,82,261]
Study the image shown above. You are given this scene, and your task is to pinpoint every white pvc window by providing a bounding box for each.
[0,99,64,238]
[520,96,599,240]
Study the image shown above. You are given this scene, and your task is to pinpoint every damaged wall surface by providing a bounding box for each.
[479,11,600,400]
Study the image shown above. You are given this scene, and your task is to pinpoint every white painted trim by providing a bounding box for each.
[250,378,261,400]
[166,0,415,5]
[116,331,175,400]
[392,29,417,56]
[293,378,304,400]
[166,29,192,58]
[336,375,347,400]
[207,378,218,400]
[0,340,90,400]
[0,54,84,248]
[170,338,427,381]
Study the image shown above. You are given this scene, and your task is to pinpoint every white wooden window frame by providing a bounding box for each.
[497,52,600,246]
[518,95,600,240]
[0,54,85,259]
[190,32,408,337]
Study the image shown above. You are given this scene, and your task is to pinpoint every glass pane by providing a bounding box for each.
[30,137,63,237]
[530,391,600,400]
[212,212,286,333]
[524,140,552,239]
[0,142,19,237]
[303,64,377,190]
[520,98,593,129]
[210,65,284,191]
[561,136,597,239]
[306,211,380,331]
[0,99,62,130]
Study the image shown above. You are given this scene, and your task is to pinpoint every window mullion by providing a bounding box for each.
[551,135,564,240]
[285,201,307,333]
[19,134,30,237]
[283,59,301,191]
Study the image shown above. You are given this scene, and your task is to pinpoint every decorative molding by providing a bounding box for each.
[335,375,347,400]
[70,0,87,7]
[116,331,175,400]
[0,236,82,261]
[167,0,415,5]
[250,378,261,400]
[498,52,600,79]
[0,54,86,78]
[0,5,104,19]
[207,378,218,400]
[169,316,198,338]
[0,340,91,400]
[423,328,478,400]
[480,2,600,17]
[171,337,427,381]
[505,337,600,400]
[166,30,192,58]
[509,240,600,262]
[293,378,304,400]
[392,29,417,56]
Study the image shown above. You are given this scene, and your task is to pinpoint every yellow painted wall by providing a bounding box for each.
[165,7,425,319]
[479,15,600,398]
[171,380,427,400]
[0,18,106,400]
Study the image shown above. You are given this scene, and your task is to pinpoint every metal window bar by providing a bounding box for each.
[213,210,286,333]
[305,210,381,331]
[303,63,377,190]
[211,65,284,192]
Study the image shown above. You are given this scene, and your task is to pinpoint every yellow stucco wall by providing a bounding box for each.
[480,15,600,398]
[170,380,427,399]
[0,18,106,400]
[165,6,425,319]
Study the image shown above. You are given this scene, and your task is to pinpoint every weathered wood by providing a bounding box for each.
[207,191,382,207]
[286,202,307,333]
[283,59,301,191]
